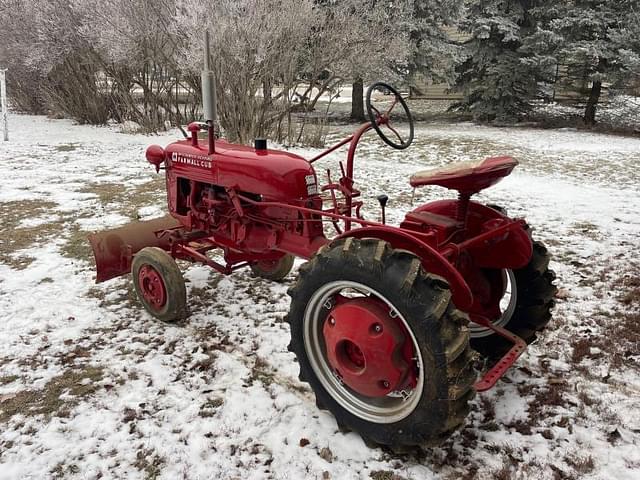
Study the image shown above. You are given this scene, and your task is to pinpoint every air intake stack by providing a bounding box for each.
[201,30,217,154]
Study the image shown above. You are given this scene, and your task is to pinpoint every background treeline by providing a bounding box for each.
[0,0,638,143]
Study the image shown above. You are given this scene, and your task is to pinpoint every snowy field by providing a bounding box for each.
[0,114,639,479]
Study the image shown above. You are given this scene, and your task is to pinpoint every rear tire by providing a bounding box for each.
[470,240,557,358]
[250,254,294,281]
[286,238,476,450]
[132,247,187,322]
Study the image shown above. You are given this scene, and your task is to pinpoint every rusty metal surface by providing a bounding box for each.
[88,215,182,283]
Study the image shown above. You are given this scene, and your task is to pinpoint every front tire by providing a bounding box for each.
[250,254,294,281]
[286,238,476,449]
[132,247,187,322]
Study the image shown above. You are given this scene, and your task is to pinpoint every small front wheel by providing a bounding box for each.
[132,247,187,322]
[250,254,294,281]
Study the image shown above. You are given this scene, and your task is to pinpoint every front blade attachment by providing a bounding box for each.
[88,215,182,283]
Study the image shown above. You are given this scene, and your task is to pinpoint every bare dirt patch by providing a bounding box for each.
[0,366,103,422]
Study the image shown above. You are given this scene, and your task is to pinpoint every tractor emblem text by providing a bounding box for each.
[171,152,212,169]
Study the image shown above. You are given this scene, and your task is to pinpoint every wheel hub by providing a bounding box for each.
[137,265,167,311]
[322,298,411,397]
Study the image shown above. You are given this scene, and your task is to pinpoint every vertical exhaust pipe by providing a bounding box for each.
[201,30,217,154]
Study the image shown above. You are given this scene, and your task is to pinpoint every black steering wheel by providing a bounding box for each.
[366,82,414,150]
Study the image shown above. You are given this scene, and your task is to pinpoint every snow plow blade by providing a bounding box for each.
[88,215,182,283]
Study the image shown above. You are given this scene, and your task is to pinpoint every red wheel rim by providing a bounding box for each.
[304,281,425,423]
[322,297,417,398]
[137,265,167,311]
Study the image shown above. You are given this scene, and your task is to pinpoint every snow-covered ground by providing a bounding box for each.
[0,114,639,479]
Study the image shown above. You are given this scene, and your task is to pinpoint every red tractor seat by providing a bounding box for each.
[409,156,518,194]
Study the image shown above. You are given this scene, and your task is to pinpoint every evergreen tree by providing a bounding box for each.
[612,7,640,87]
[453,0,550,122]
[409,0,464,86]
[612,9,640,78]
[545,0,636,125]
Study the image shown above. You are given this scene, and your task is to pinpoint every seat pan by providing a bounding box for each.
[410,156,518,194]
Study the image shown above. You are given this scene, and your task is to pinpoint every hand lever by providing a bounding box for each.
[377,194,389,225]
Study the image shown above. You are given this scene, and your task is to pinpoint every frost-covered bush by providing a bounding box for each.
[0,0,415,140]
[176,0,414,143]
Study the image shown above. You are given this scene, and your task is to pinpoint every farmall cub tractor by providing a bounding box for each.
[89,44,556,450]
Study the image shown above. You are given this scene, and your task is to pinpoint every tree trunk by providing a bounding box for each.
[263,79,272,106]
[584,80,602,126]
[350,78,365,122]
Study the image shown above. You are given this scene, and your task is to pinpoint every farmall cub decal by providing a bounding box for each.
[170,151,212,169]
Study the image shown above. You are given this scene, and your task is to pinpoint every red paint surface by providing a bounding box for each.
[91,119,536,390]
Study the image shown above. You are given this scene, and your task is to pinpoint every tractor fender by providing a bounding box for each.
[334,226,473,311]
[412,200,533,270]
[412,199,506,222]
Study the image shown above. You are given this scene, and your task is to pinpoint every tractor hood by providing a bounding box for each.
[164,139,317,200]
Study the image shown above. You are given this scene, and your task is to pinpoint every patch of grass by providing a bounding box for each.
[122,177,165,220]
[570,221,601,240]
[370,471,408,480]
[77,177,164,221]
[134,448,165,480]
[192,322,230,352]
[189,277,222,312]
[613,264,640,307]
[199,397,224,418]
[132,177,165,202]
[489,465,512,480]
[0,254,35,270]
[60,224,93,262]
[250,356,276,387]
[58,346,92,366]
[578,262,640,371]
[51,462,80,478]
[87,282,139,312]
[0,200,59,268]
[565,454,595,475]
[0,366,103,423]
[508,420,533,436]
[191,354,216,375]
[621,287,640,306]
[571,338,592,364]
[478,395,496,426]
[54,143,79,152]
[0,375,19,386]
[527,381,568,424]
[78,182,123,205]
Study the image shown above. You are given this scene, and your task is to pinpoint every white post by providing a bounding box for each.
[0,69,7,141]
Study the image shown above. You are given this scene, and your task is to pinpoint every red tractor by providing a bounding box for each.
[89,48,555,449]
